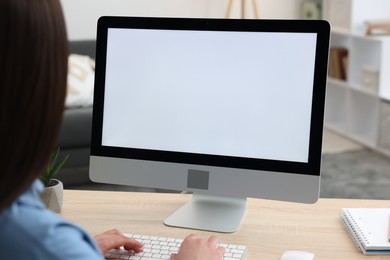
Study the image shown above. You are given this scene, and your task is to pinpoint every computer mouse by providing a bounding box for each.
[280,250,314,260]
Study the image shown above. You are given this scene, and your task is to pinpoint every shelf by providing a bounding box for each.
[349,83,378,97]
[325,124,347,136]
[348,91,379,145]
[332,28,388,41]
[327,78,349,88]
[347,133,376,148]
[324,84,348,133]
[323,0,390,36]
[331,27,356,36]
[322,0,390,156]
[377,147,390,157]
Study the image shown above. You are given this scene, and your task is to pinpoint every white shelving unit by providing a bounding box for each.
[322,0,390,156]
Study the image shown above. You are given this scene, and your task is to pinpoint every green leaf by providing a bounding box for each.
[49,147,60,170]
[41,146,69,186]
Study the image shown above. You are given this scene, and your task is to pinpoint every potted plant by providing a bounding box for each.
[40,147,69,213]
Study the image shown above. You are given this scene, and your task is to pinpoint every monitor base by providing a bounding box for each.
[164,194,247,233]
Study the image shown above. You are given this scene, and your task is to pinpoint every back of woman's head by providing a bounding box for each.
[0,0,68,211]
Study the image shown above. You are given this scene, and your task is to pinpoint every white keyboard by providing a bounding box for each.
[105,233,247,260]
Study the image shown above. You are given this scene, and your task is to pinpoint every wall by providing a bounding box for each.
[205,0,300,19]
[61,0,299,40]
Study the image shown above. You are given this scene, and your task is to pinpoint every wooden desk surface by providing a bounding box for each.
[61,190,390,259]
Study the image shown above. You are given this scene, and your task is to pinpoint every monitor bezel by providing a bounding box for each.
[91,17,330,177]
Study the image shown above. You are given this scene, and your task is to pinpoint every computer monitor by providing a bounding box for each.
[90,17,330,233]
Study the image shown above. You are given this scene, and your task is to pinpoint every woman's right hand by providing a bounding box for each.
[93,229,143,255]
[171,234,225,260]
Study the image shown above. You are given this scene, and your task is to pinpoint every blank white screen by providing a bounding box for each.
[102,28,317,163]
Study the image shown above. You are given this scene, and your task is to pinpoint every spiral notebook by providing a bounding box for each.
[340,208,390,255]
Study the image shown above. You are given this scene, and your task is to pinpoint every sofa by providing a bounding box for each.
[56,40,96,186]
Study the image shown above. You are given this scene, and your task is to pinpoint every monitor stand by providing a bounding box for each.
[164,194,247,233]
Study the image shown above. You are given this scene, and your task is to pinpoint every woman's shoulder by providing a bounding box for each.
[0,185,103,259]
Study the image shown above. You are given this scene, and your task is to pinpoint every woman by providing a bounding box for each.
[0,0,225,259]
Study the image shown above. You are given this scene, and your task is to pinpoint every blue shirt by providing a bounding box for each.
[0,180,104,259]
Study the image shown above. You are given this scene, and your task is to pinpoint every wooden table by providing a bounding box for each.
[61,190,390,259]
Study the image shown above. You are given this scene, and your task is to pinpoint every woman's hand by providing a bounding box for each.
[171,234,225,260]
[93,229,143,255]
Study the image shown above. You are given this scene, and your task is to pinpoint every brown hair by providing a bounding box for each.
[0,0,68,211]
